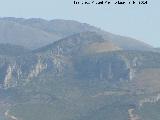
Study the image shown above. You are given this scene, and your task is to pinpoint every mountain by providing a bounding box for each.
[0,17,154,51]
[0,17,101,49]
[0,19,60,49]
[35,32,122,55]
[0,43,29,56]
[154,48,160,53]
[1,48,160,120]
[0,38,160,120]
[0,19,160,120]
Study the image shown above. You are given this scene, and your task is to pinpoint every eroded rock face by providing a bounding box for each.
[3,63,22,89]
[28,59,47,80]
[1,50,160,90]
[4,65,14,89]
[0,35,159,90]
[139,94,160,107]
[74,53,130,82]
[0,54,73,89]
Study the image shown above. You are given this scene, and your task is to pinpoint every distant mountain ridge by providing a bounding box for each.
[0,17,154,51]
[0,17,101,49]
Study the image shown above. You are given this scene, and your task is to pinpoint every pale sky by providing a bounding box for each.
[0,0,159,47]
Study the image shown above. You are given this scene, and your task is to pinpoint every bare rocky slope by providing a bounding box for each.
[0,19,160,120]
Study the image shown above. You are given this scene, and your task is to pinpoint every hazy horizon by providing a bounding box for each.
[0,0,159,47]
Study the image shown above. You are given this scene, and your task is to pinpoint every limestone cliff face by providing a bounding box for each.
[1,49,160,90]
[74,53,131,82]
[3,63,21,89]
[4,65,13,89]
[120,54,142,81]
[0,53,73,89]
[28,59,47,80]
[1,57,48,88]
[139,94,160,107]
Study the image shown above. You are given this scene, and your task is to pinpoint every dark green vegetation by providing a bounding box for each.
[0,18,160,120]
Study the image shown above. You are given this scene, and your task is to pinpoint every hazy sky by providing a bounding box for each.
[0,0,159,47]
